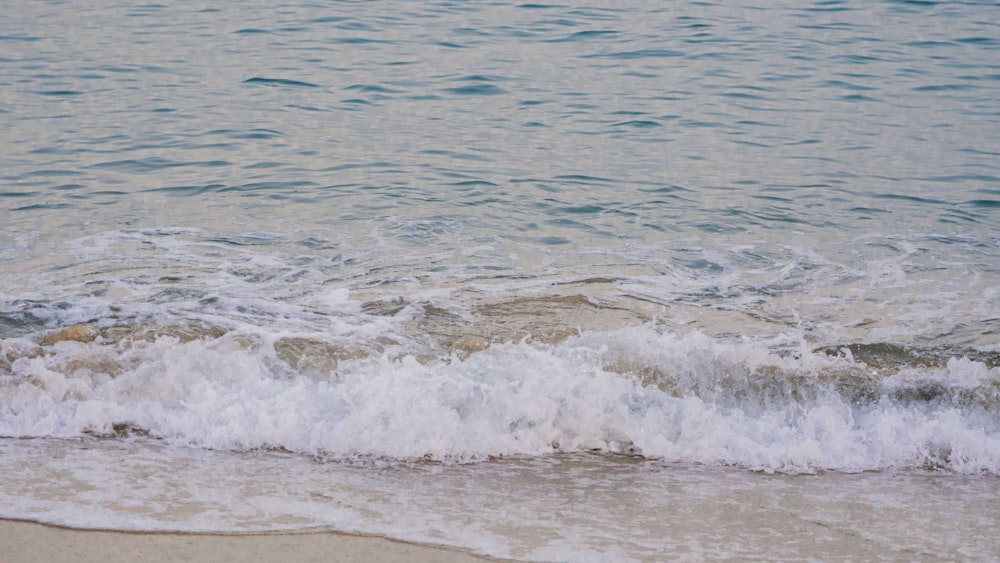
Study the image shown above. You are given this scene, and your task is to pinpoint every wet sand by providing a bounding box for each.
[0,519,496,563]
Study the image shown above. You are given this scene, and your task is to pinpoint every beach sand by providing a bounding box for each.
[0,519,496,563]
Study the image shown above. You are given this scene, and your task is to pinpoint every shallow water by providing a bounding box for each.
[3,438,999,561]
[2,0,999,560]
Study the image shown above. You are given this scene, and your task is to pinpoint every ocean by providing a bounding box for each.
[2,0,998,560]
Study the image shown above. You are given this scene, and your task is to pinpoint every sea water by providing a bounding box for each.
[1,1,998,560]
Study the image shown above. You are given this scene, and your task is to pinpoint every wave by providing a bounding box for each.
[2,320,997,475]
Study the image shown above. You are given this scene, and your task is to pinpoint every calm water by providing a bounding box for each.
[2,1,999,560]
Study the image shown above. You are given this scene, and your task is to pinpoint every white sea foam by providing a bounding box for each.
[1,230,997,477]
[2,324,997,475]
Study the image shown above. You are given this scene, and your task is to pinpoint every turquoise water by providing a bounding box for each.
[2,1,999,560]
[3,0,998,347]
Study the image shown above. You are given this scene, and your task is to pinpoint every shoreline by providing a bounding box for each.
[0,519,499,563]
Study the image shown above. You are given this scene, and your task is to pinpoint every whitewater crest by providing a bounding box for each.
[1,310,998,475]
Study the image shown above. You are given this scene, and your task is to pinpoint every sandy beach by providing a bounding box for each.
[0,520,496,563]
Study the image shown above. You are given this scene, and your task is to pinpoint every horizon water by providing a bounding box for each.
[2,1,999,560]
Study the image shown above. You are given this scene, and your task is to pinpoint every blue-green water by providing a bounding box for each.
[2,1,999,560]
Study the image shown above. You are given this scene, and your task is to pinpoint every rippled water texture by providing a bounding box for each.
[3,0,999,347]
